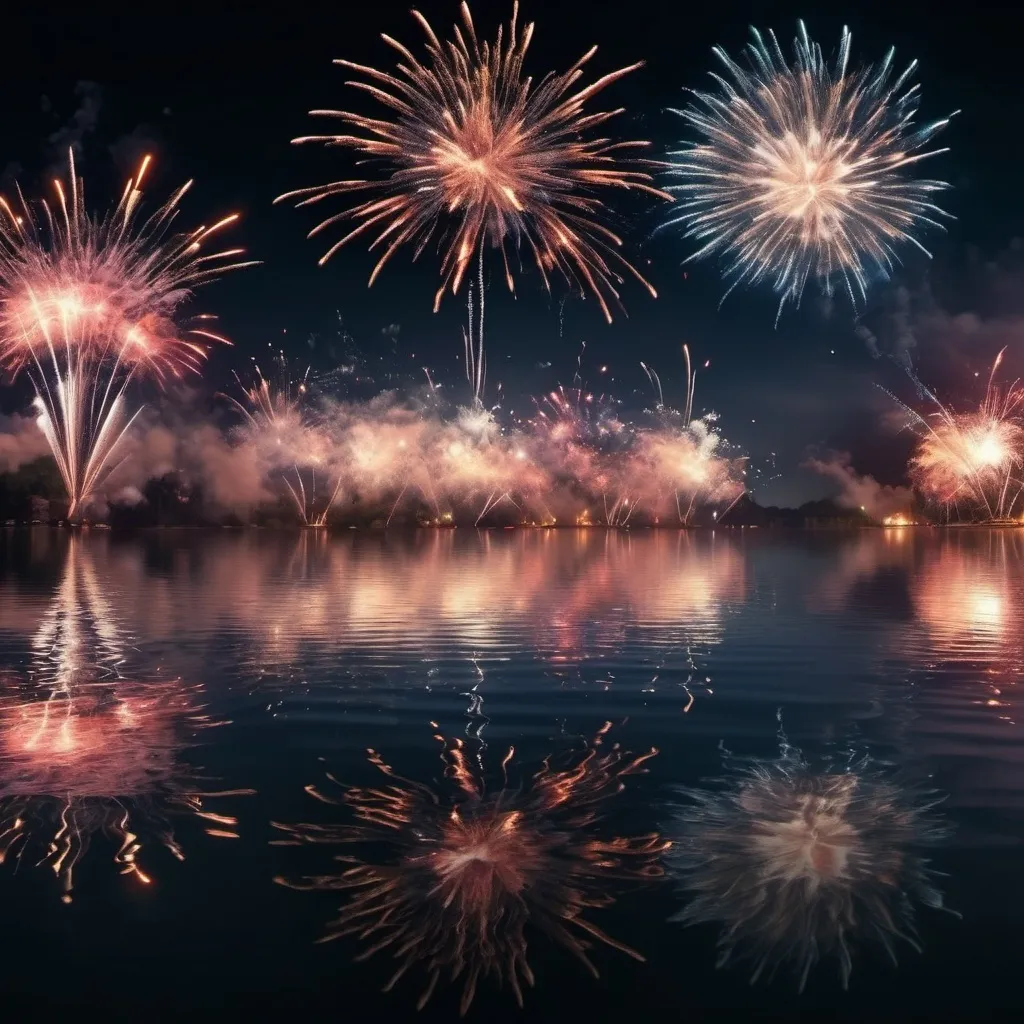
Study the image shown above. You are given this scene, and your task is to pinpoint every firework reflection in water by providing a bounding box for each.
[0,680,249,901]
[0,539,252,900]
[274,722,668,1014]
[671,718,956,990]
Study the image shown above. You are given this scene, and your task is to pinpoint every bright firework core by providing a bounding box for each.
[274,724,668,1014]
[898,348,1024,522]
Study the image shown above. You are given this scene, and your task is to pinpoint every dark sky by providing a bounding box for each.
[3,0,1023,504]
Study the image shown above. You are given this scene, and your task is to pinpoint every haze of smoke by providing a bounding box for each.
[80,381,744,525]
[45,81,103,163]
[857,245,1024,370]
[103,406,271,513]
[804,451,913,519]
[0,414,50,472]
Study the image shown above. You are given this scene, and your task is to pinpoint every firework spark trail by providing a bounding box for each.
[632,344,746,524]
[665,21,955,317]
[226,353,343,526]
[887,348,1024,521]
[273,723,667,1014]
[217,349,745,528]
[670,717,957,990]
[277,2,668,400]
[0,152,255,517]
[0,539,253,900]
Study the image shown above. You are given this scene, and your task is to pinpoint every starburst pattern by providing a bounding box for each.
[671,729,956,990]
[277,2,667,323]
[665,21,955,314]
[274,722,667,1014]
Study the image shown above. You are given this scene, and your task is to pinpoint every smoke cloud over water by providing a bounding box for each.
[805,451,913,520]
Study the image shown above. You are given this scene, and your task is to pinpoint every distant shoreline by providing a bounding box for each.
[5,521,1024,532]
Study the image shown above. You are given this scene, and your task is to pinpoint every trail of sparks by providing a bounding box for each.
[226,353,343,526]
[277,1,667,343]
[0,151,255,517]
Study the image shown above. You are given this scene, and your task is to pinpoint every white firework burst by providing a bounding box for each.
[665,21,956,317]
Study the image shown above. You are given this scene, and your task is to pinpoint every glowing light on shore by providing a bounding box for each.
[882,513,914,527]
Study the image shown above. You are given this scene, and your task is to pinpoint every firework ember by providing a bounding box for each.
[666,21,954,315]
[278,1,667,333]
[273,722,667,1014]
[0,152,255,517]
[671,725,955,990]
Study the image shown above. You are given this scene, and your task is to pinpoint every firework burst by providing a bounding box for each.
[670,724,955,990]
[632,346,746,524]
[666,21,955,315]
[277,2,667,330]
[0,152,255,517]
[273,722,667,1014]
[227,353,342,526]
[890,348,1024,521]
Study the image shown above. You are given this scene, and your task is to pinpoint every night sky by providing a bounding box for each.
[3,0,1024,505]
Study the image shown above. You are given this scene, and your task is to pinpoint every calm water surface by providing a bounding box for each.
[0,527,1021,1020]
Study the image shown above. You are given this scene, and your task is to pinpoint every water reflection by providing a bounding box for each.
[814,531,1022,727]
[670,721,956,990]
[274,723,668,1014]
[0,538,251,901]
[915,535,1018,651]
[1,530,748,696]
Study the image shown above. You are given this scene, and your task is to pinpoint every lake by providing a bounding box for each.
[0,527,1020,1020]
